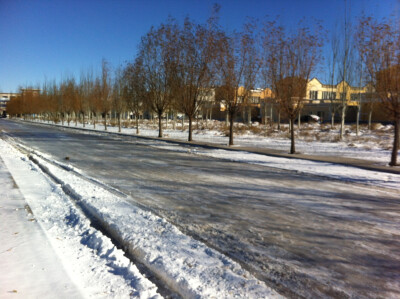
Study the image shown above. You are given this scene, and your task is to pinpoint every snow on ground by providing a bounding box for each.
[0,157,82,299]
[27,119,399,190]
[0,139,161,299]
[145,142,400,190]
[0,137,283,298]
[30,118,395,165]
[2,119,399,298]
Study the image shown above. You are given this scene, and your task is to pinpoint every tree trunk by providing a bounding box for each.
[277,110,281,131]
[247,106,251,125]
[340,105,346,140]
[118,113,121,133]
[290,117,296,154]
[82,112,85,128]
[225,111,229,126]
[356,105,360,136]
[158,112,163,138]
[368,110,372,130]
[172,111,176,130]
[263,104,267,126]
[389,119,399,166]
[136,113,140,134]
[188,115,193,142]
[270,104,273,127]
[181,115,185,132]
[331,110,335,129]
[104,114,107,131]
[229,112,234,146]
[297,110,301,130]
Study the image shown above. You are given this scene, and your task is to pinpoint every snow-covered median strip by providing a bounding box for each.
[2,139,283,298]
[148,143,400,190]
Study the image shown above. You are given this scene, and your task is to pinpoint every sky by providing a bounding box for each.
[0,0,399,92]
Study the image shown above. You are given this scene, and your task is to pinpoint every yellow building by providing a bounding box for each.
[233,87,274,123]
[306,78,368,105]
[303,78,372,122]
[208,79,381,123]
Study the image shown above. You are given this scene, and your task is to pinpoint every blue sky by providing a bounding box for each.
[0,0,398,92]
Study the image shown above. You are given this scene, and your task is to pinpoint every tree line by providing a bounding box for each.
[6,6,400,165]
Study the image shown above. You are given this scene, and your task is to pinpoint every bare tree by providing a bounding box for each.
[263,19,323,154]
[354,52,364,136]
[327,29,340,128]
[174,17,216,141]
[112,66,126,133]
[100,59,112,131]
[358,16,400,166]
[215,21,258,146]
[78,70,93,128]
[60,77,78,126]
[89,77,102,129]
[48,80,59,123]
[242,21,260,126]
[336,6,356,140]
[124,57,146,134]
[364,83,376,130]
[139,21,178,138]
[40,81,51,122]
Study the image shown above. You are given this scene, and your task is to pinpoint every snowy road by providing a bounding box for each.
[1,119,400,298]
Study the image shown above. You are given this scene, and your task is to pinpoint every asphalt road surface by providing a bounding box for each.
[1,119,399,298]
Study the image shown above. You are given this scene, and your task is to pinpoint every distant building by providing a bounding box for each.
[0,89,40,117]
[302,78,382,123]
[20,88,40,97]
[0,93,18,116]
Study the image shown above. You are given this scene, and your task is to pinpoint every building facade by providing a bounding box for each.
[0,93,18,116]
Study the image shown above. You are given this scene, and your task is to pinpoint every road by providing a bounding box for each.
[1,119,400,298]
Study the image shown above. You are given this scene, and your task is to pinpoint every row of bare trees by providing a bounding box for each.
[6,10,400,165]
[135,12,324,151]
[7,60,116,130]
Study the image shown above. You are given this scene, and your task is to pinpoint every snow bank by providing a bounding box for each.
[0,159,82,298]
[0,139,161,298]
[3,138,283,298]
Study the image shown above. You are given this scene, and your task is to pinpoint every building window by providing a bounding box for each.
[340,92,347,100]
[309,90,318,99]
[350,93,362,101]
[322,91,336,100]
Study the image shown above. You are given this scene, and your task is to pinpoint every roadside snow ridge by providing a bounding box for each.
[7,139,283,298]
